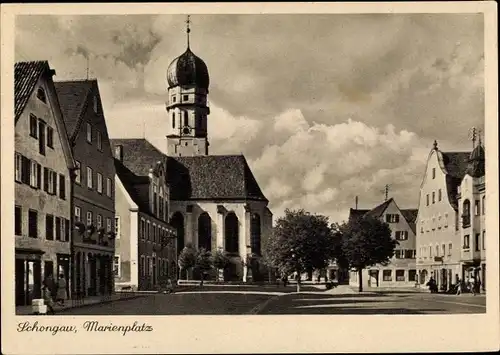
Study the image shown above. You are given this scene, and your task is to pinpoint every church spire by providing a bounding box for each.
[186,15,191,49]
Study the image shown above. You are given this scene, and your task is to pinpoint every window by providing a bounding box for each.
[385,214,399,223]
[29,114,38,138]
[15,153,22,182]
[159,196,164,220]
[86,123,92,143]
[74,206,81,222]
[20,155,31,186]
[396,270,405,281]
[55,217,61,241]
[395,231,408,240]
[64,219,69,242]
[455,211,459,231]
[38,119,46,155]
[28,210,37,238]
[463,235,470,249]
[75,161,81,184]
[426,194,429,206]
[183,111,188,126]
[97,214,102,229]
[36,87,46,103]
[153,224,157,243]
[444,213,448,228]
[140,255,145,277]
[30,160,41,189]
[141,218,146,240]
[409,270,417,282]
[432,168,436,179]
[106,178,112,197]
[115,217,120,239]
[435,245,439,257]
[97,173,103,193]
[15,206,22,236]
[475,233,480,251]
[383,270,392,281]
[59,174,66,199]
[442,244,446,257]
[86,211,93,226]
[462,200,471,227]
[47,126,54,149]
[438,189,442,201]
[46,214,54,240]
[106,218,112,233]
[172,96,176,103]
[44,169,57,195]
[482,196,485,215]
[87,167,93,189]
[475,200,480,216]
[147,221,151,241]
[172,113,176,129]
[482,231,485,250]
[114,256,120,277]
[395,249,403,259]
[183,94,188,102]
[432,191,435,204]
[153,185,158,215]
[430,246,432,257]
[448,243,452,256]
[97,131,102,151]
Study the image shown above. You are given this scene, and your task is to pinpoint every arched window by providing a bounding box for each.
[198,212,212,251]
[170,212,185,254]
[36,87,46,103]
[462,199,471,227]
[184,111,188,126]
[225,212,239,253]
[172,113,176,129]
[250,213,261,256]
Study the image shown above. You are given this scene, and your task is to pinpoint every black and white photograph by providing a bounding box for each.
[1,2,498,354]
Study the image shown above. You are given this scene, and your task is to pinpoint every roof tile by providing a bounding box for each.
[14,61,50,122]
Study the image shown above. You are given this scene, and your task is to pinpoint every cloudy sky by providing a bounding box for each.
[15,13,485,223]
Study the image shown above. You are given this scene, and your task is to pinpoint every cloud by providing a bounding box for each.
[14,13,484,223]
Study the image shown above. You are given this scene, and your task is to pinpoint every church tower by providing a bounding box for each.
[166,16,210,157]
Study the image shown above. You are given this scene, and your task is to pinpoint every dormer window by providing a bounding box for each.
[183,94,189,102]
[36,87,47,103]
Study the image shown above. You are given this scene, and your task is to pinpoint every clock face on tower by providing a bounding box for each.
[182,126,192,135]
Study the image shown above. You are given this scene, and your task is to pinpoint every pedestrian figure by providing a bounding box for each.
[455,278,462,295]
[43,272,55,301]
[166,279,174,294]
[56,274,67,306]
[42,283,55,315]
[426,276,437,293]
[470,275,476,296]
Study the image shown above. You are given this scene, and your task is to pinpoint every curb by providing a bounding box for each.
[45,294,146,315]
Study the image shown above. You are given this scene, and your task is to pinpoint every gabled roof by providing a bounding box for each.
[167,154,268,202]
[114,159,151,212]
[110,139,166,177]
[348,208,370,222]
[14,60,51,122]
[364,198,393,219]
[54,80,94,140]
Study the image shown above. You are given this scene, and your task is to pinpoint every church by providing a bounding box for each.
[111,19,273,284]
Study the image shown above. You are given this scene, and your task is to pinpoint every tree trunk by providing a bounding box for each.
[358,269,363,292]
[296,272,301,293]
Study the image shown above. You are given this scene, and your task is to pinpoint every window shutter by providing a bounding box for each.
[21,156,30,184]
[36,163,41,188]
[43,168,48,192]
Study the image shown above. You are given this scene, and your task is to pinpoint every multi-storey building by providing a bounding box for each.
[457,140,485,290]
[14,61,76,306]
[348,198,418,288]
[416,140,471,291]
[112,141,177,291]
[55,79,116,298]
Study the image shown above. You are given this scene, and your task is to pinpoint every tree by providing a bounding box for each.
[212,248,231,282]
[178,244,196,281]
[337,215,397,292]
[195,248,213,286]
[266,209,336,292]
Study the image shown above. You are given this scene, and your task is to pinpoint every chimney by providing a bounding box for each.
[115,145,123,162]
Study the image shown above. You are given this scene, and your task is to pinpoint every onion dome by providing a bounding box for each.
[166,48,209,90]
[466,143,485,178]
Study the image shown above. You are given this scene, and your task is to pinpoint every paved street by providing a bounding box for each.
[62,286,486,315]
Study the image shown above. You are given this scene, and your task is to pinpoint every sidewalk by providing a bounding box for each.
[16,292,145,315]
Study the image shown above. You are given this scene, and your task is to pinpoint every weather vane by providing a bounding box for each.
[186,15,191,48]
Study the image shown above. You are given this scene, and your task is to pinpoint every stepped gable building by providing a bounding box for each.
[111,21,273,282]
[415,140,475,291]
[55,79,116,298]
[112,140,177,291]
[14,61,76,306]
[348,198,418,289]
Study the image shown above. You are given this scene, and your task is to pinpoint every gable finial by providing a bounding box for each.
[433,140,438,150]
[186,15,191,49]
